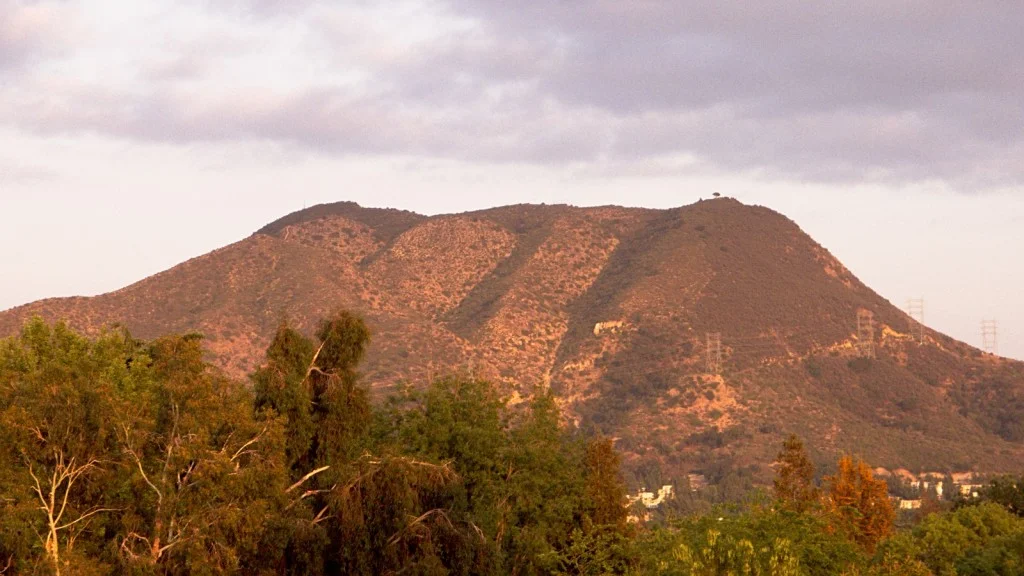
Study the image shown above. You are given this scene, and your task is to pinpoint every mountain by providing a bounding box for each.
[3,198,1023,480]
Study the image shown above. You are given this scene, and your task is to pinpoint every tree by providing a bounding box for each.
[252,311,373,479]
[908,502,1024,576]
[383,374,509,560]
[969,474,1024,517]
[252,321,317,478]
[328,455,486,575]
[824,456,895,552]
[249,311,375,573]
[584,437,629,531]
[0,319,133,574]
[503,389,587,572]
[0,320,292,574]
[549,528,634,576]
[634,512,810,576]
[309,311,373,467]
[114,334,290,573]
[773,434,818,513]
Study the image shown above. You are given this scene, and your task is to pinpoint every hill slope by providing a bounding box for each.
[3,198,1023,478]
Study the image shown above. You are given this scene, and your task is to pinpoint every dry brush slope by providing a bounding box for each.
[3,198,1023,476]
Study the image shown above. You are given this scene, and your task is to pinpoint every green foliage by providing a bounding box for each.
[0,319,290,575]
[634,508,861,576]
[383,373,510,544]
[309,311,373,467]
[909,502,1024,575]
[968,475,1024,517]
[949,370,1024,442]
[0,319,137,574]
[328,455,485,575]
[504,390,589,570]
[253,321,317,476]
[253,311,373,480]
[378,377,617,574]
[585,437,629,531]
[545,528,635,576]
[774,434,818,513]
[6,315,1024,575]
[117,334,291,574]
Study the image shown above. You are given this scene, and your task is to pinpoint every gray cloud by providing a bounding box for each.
[3,0,1024,188]
[5,82,611,165]
[428,0,1024,185]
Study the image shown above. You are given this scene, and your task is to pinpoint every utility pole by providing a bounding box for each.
[981,320,998,355]
[907,298,925,343]
[857,310,876,358]
[706,333,723,375]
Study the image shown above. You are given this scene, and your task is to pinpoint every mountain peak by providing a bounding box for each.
[255,201,426,243]
[4,200,1023,478]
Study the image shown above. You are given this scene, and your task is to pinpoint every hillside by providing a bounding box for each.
[3,198,1023,479]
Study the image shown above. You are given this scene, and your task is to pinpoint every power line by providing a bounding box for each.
[981,319,998,355]
[857,310,876,359]
[705,333,723,375]
[906,298,925,344]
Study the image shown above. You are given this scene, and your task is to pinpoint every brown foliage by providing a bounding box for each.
[824,455,895,552]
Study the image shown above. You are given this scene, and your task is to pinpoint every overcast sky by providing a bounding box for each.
[1,0,1021,359]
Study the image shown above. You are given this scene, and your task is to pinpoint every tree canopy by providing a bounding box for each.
[2,316,1024,575]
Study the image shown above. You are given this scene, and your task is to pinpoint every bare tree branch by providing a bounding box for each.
[312,504,331,525]
[230,427,267,463]
[286,466,332,494]
[56,507,119,531]
[387,509,454,546]
[23,449,107,576]
[122,427,163,505]
[303,341,327,384]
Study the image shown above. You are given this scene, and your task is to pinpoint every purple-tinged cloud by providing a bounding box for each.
[0,1,62,71]
[2,0,1023,189]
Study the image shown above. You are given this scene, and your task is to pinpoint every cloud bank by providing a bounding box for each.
[2,0,1022,188]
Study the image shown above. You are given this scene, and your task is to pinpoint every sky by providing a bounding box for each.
[0,0,1021,359]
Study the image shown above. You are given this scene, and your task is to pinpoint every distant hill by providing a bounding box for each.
[4,198,1023,479]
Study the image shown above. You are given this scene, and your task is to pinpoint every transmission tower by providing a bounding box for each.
[906,298,925,343]
[706,332,723,375]
[856,310,876,358]
[981,320,998,355]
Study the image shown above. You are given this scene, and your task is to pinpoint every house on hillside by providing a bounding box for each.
[627,485,676,510]
[960,484,984,498]
[899,499,923,510]
[952,472,977,484]
[594,321,626,336]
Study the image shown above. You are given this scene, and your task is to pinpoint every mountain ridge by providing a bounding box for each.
[3,198,1022,479]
